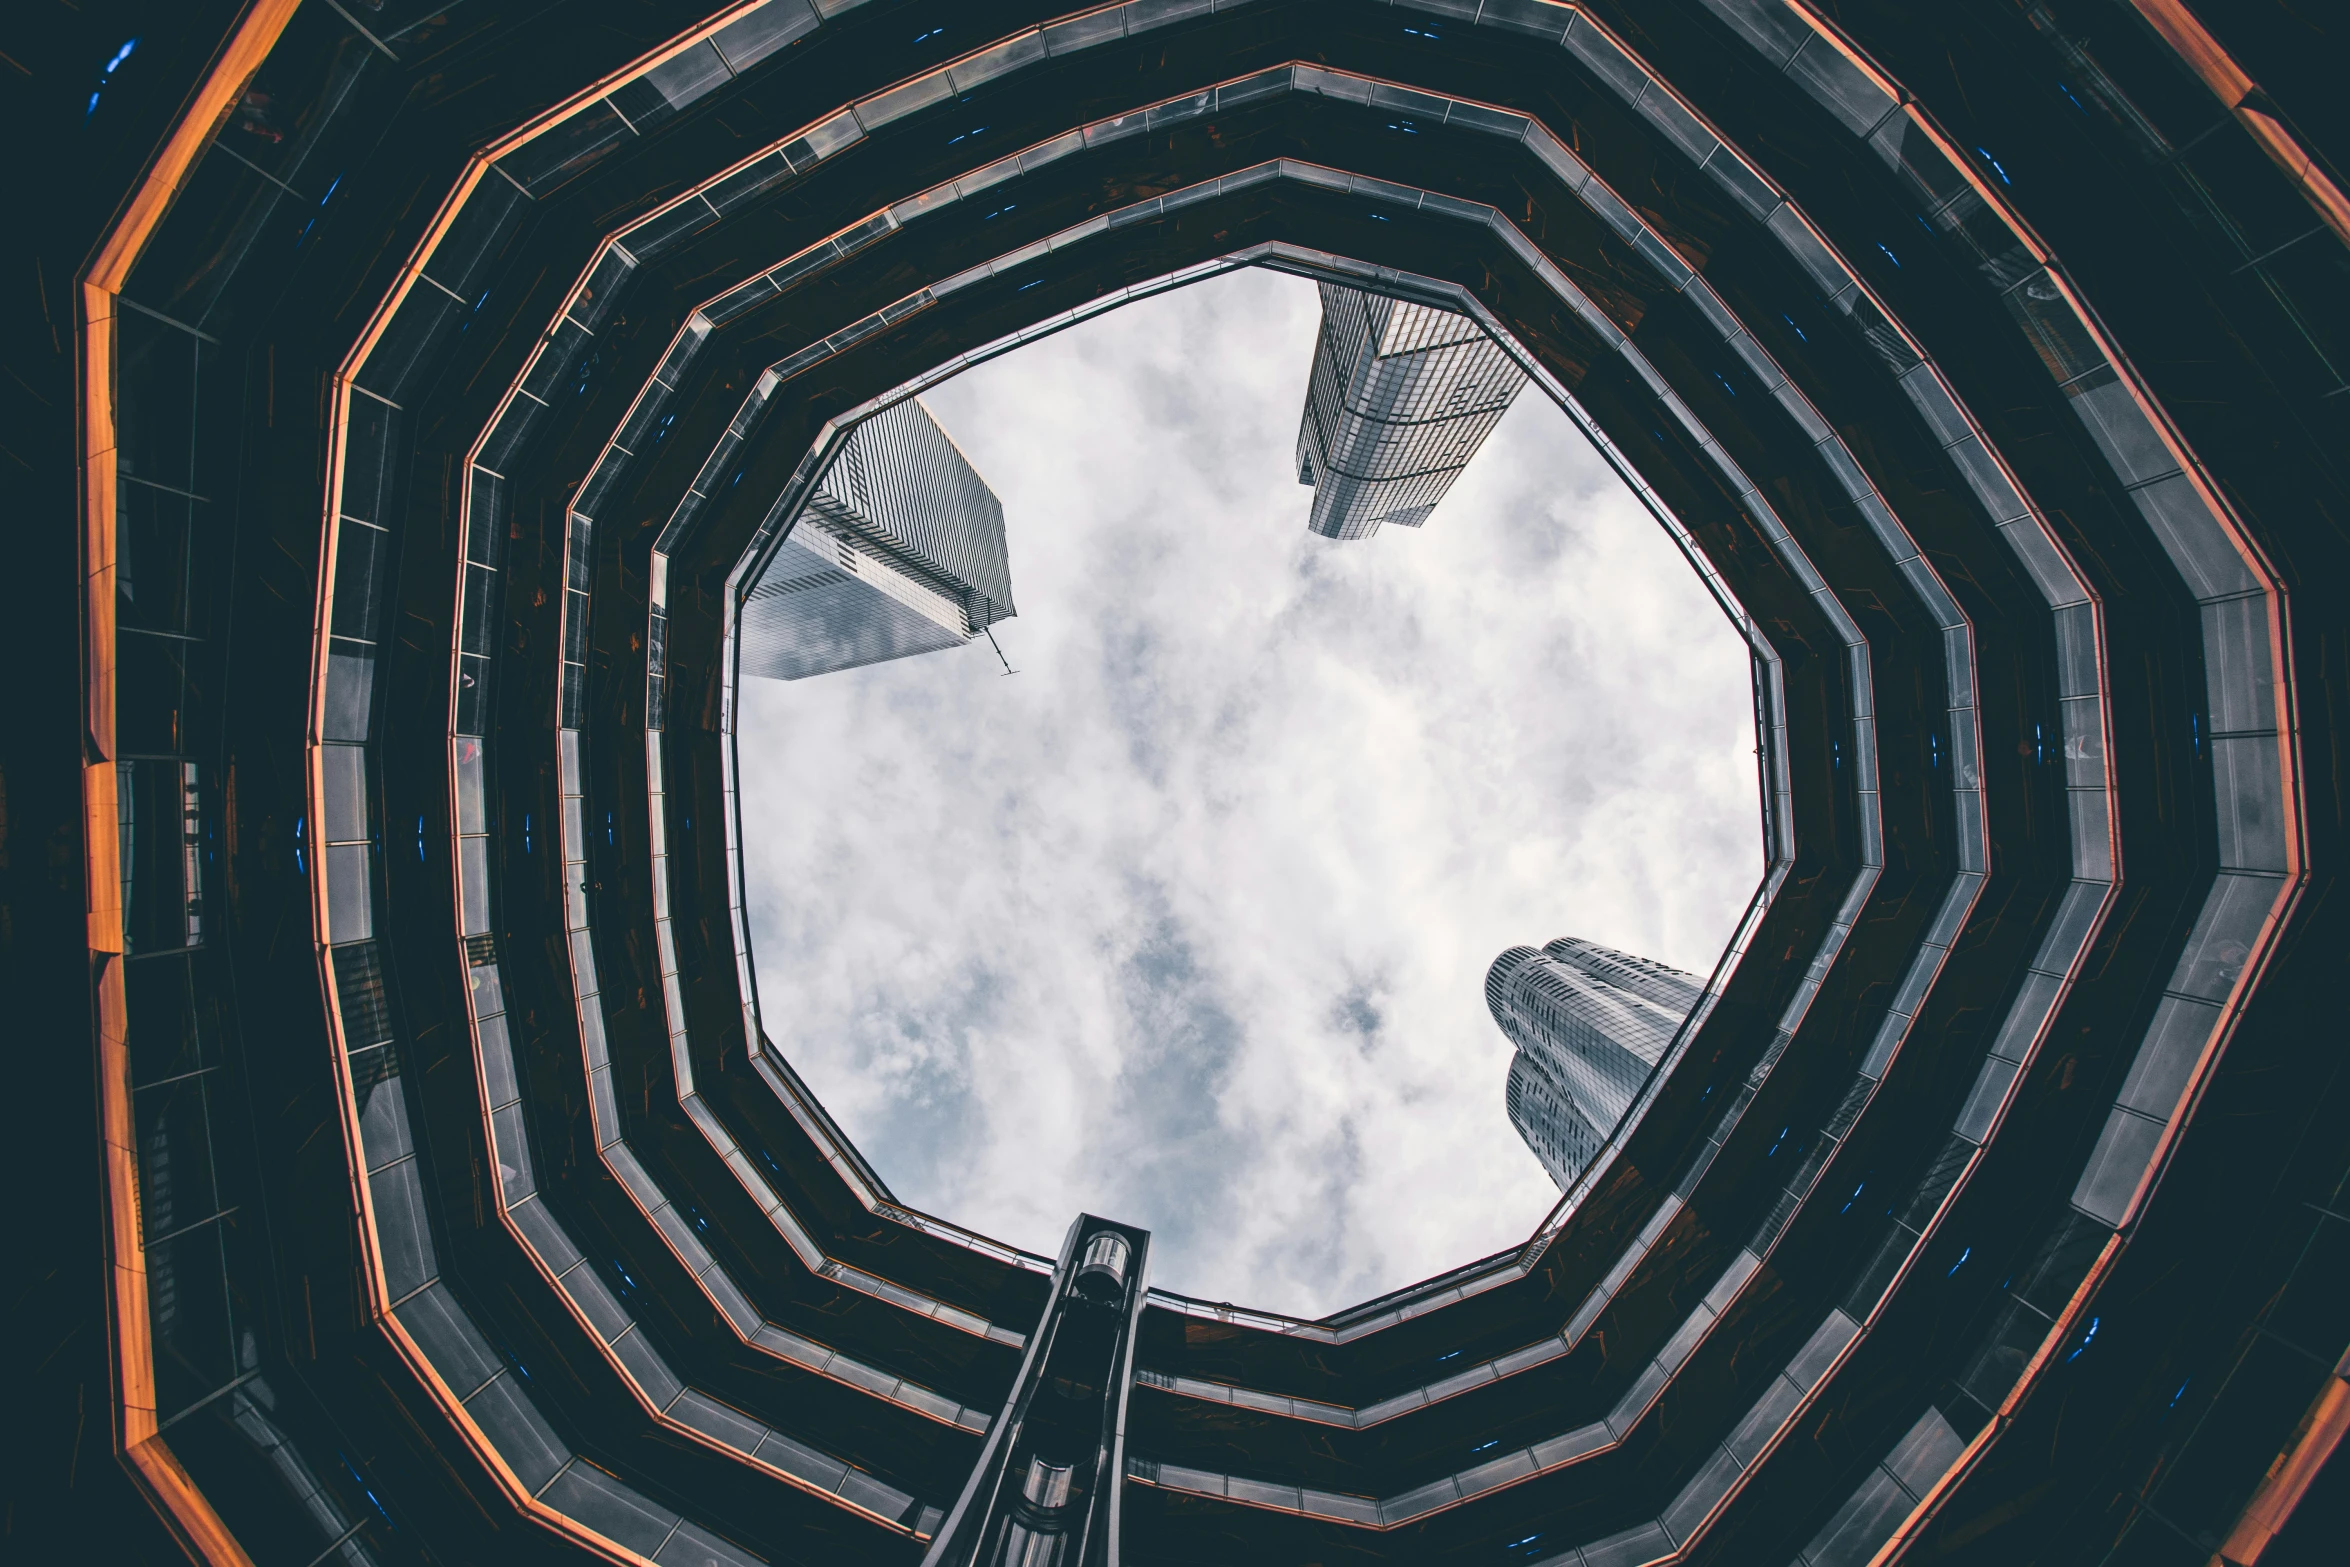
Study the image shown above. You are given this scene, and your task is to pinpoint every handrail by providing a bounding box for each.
[2120,0,2350,250]
[80,2,305,1561]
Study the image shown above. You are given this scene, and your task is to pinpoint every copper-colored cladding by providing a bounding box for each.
[2122,0,2350,250]
[1761,6,2311,1563]
[301,4,927,1559]
[71,1,2339,1560]
[73,0,801,1559]
[1867,1233,2126,1567]
[78,2,306,1560]
[2218,1372,2350,1567]
[311,150,495,1339]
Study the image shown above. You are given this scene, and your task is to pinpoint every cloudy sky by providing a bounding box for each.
[737,268,1757,1319]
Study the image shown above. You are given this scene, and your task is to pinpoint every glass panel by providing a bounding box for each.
[115,306,197,491]
[498,98,630,197]
[712,2,819,74]
[461,1374,566,1492]
[325,842,373,944]
[148,1219,236,1415]
[465,467,505,567]
[367,1159,437,1302]
[125,953,217,1085]
[116,630,192,755]
[519,317,594,406]
[423,173,527,300]
[454,652,488,736]
[340,393,398,527]
[2001,269,2104,383]
[562,589,590,664]
[329,520,389,644]
[454,735,486,835]
[541,1461,678,1556]
[476,391,543,476]
[121,759,204,954]
[394,1281,505,1401]
[466,953,503,1019]
[331,941,393,1049]
[356,282,459,404]
[136,1072,222,1241]
[1784,31,1897,136]
[117,483,203,635]
[320,742,368,845]
[459,563,498,656]
[625,39,732,126]
[353,1044,415,1172]
[570,245,635,333]
[477,1010,517,1110]
[705,150,794,216]
[458,836,490,937]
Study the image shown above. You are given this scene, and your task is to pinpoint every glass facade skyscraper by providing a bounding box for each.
[35,4,2341,1563]
[1293,283,1528,540]
[739,397,1015,680]
[1489,938,1699,1191]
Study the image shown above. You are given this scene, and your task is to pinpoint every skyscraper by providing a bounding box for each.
[1489,937,1699,1191]
[1293,283,1528,540]
[739,397,1015,680]
[34,5,2341,1564]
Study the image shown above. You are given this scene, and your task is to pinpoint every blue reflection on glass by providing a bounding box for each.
[87,37,138,119]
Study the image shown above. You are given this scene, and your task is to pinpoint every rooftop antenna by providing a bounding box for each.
[982,624,1019,676]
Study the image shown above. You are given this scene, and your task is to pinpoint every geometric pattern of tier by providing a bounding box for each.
[33,4,2348,1567]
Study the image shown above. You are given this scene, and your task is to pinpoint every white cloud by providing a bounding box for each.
[738,268,1757,1318]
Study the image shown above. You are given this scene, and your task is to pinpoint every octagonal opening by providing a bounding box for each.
[735,267,1761,1317]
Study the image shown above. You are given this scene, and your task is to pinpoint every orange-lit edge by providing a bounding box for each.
[2121,0,2350,252]
[299,5,926,1561]
[79,3,306,1563]
[1771,5,2315,1565]
[2211,1364,2350,1566]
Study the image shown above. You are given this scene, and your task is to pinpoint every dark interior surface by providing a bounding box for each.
[7,2,2346,1565]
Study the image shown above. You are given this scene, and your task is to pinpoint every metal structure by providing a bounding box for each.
[24,3,2350,1566]
[922,1219,1150,1567]
[1294,283,1527,539]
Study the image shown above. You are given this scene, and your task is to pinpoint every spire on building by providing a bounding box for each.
[1294,284,1528,540]
[1489,937,1699,1191]
[740,397,1015,681]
